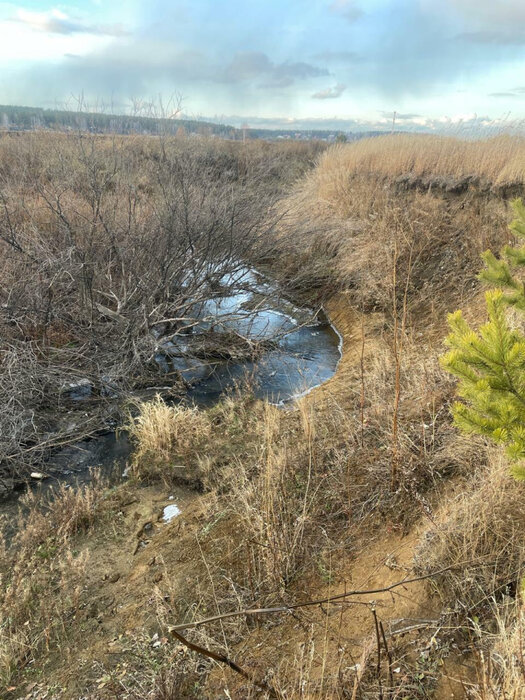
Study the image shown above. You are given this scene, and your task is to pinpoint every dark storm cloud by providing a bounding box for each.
[312,83,346,99]
[221,52,328,85]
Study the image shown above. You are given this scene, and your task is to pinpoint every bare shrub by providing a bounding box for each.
[0,132,318,482]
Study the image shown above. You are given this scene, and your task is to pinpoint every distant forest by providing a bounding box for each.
[0,104,239,138]
[0,103,383,142]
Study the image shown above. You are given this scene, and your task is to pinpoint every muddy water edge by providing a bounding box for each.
[0,276,342,530]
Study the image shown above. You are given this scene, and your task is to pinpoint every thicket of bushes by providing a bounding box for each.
[0,132,322,483]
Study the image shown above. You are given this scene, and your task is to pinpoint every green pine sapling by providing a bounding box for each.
[441,198,525,480]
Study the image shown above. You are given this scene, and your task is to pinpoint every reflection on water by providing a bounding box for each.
[1,267,342,515]
[185,322,341,407]
[159,266,342,406]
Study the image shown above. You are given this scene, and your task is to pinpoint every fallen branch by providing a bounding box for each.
[169,628,282,699]
[168,562,483,633]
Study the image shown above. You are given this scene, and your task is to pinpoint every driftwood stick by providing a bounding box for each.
[371,608,383,700]
[169,628,282,699]
[168,562,484,632]
[379,619,394,698]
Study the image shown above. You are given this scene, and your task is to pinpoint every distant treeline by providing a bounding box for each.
[248,128,384,142]
[0,104,239,138]
[0,103,384,142]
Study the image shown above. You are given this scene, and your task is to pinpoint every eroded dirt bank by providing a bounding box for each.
[2,294,467,699]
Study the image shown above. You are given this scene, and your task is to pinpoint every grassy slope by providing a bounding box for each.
[2,134,525,698]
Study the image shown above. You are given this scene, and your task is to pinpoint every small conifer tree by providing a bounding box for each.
[441,199,525,480]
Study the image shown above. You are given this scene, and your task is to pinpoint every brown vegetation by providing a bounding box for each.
[2,133,525,698]
[0,131,322,484]
[0,471,114,684]
[313,133,525,191]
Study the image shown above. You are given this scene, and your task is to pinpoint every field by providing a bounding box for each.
[1,131,525,699]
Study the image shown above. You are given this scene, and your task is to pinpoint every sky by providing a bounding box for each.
[1,0,525,132]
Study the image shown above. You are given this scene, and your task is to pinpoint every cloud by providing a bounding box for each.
[12,42,328,107]
[444,0,525,45]
[210,112,517,135]
[379,111,423,119]
[489,87,525,98]
[313,50,361,63]
[458,30,525,45]
[5,0,525,117]
[259,77,294,89]
[312,83,346,99]
[13,8,128,36]
[222,52,328,86]
[444,0,525,26]
[222,52,272,81]
[329,0,363,22]
[489,92,520,98]
[347,1,525,99]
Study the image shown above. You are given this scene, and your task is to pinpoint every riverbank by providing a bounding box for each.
[0,294,449,698]
[0,272,341,501]
[0,295,356,694]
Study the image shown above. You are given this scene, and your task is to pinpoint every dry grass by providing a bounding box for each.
[185,135,525,696]
[472,602,525,699]
[4,133,525,696]
[0,472,115,684]
[416,452,525,614]
[138,351,478,694]
[315,133,525,193]
[124,392,272,488]
[124,395,212,484]
[415,452,525,697]
[274,134,518,321]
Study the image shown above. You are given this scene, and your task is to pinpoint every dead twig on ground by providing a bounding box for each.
[169,628,283,699]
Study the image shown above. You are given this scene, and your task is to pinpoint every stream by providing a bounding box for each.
[0,267,342,519]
